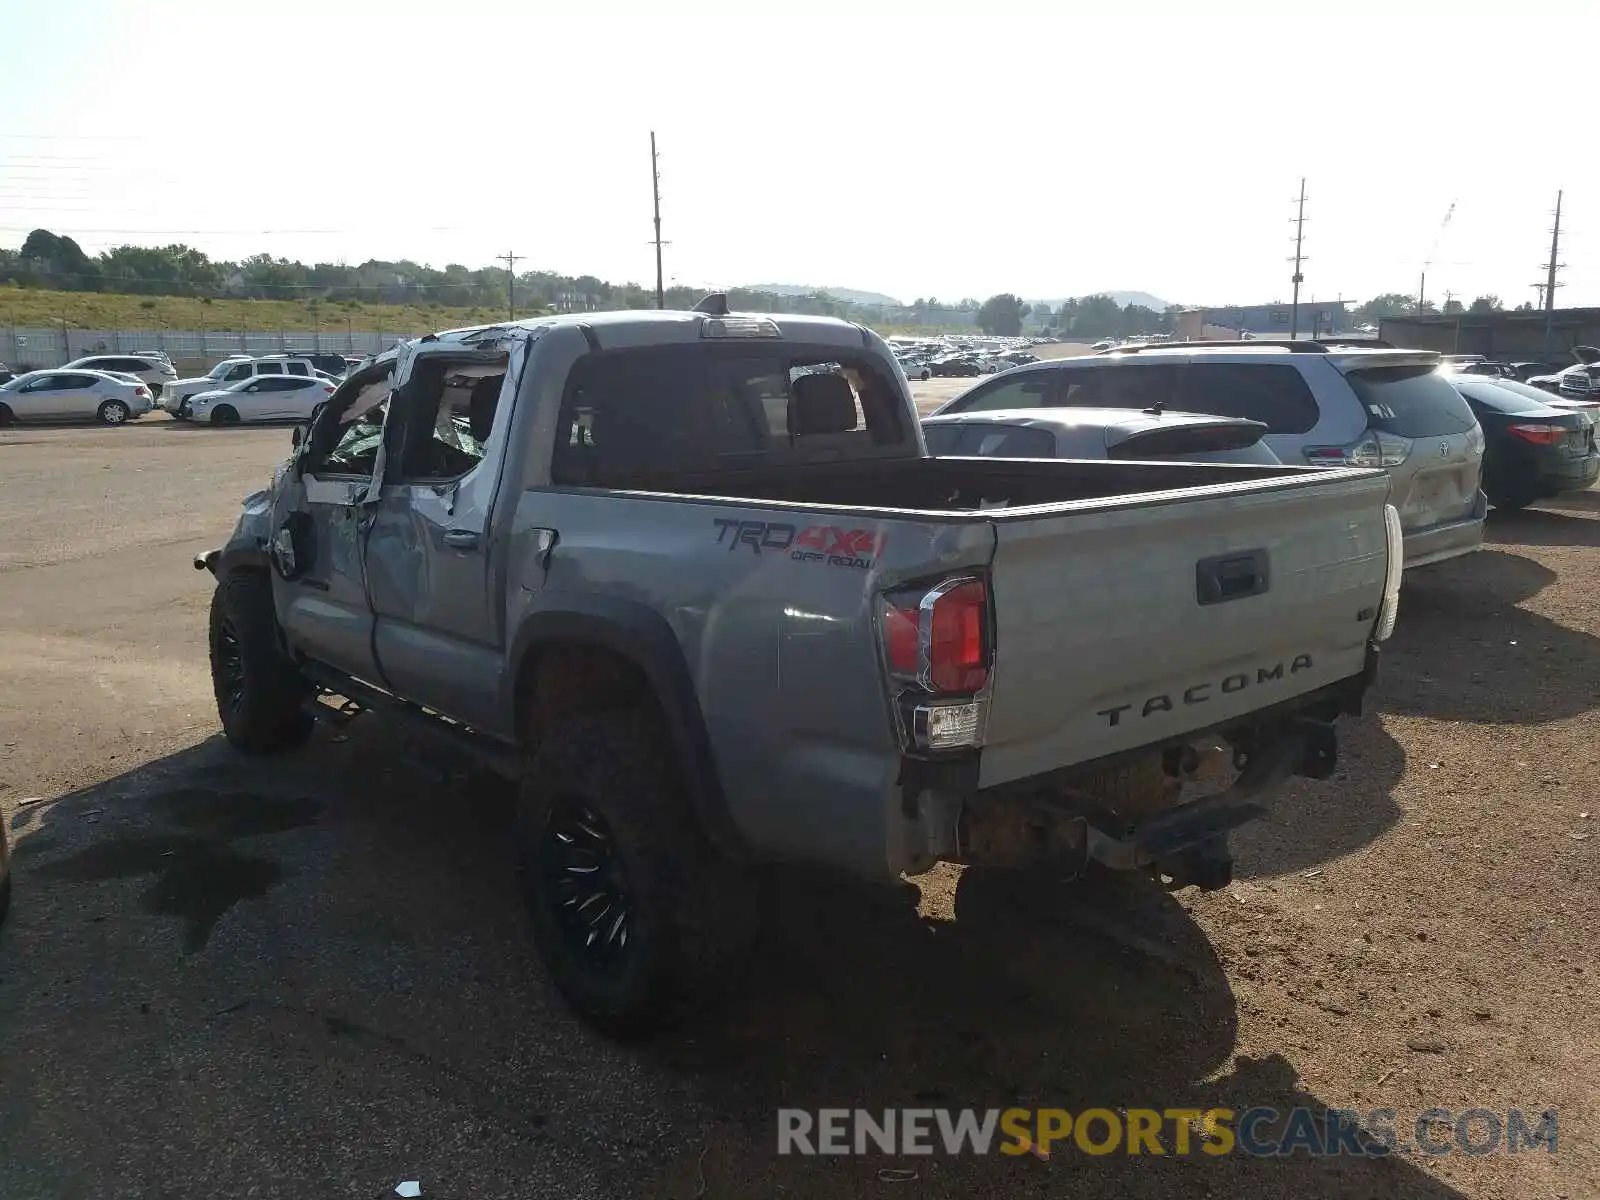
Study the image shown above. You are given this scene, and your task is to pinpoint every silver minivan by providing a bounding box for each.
[932,342,1486,568]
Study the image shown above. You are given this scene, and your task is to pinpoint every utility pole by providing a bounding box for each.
[497,251,520,321]
[650,132,666,309]
[1288,178,1307,339]
[1540,189,1565,361]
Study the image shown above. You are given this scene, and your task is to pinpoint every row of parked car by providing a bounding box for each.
[0,350,362,427]
[918,338,1600,561]
[895,346,1040,379]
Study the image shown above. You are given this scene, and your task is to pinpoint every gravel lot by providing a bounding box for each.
[0,405,1595,1200]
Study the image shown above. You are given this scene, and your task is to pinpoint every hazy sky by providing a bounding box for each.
[2,0,1594,308]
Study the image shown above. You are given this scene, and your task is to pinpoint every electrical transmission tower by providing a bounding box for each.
[1419,201,1456,312]
[1540,189,1565,359]
[1288,178,1308,338]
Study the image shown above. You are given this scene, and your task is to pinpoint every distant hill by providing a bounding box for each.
[1030,290,1176,312]
[744,283,903,308]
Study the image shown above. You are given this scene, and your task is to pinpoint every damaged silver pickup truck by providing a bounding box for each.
[197,298,1404,1036]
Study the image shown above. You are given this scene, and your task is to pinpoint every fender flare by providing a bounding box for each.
[507,598,749,861]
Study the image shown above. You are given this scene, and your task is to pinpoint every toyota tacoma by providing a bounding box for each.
[196,298,1403,1036]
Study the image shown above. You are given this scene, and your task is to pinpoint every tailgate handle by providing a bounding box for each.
[1196,550,1269,605]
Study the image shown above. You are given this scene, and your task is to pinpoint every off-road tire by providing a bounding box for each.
[515,711,755,1039]
[97,399,130,425]
[210,404,240,426]
[208,572,313,754]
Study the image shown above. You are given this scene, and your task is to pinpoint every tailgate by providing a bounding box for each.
[980,470,1390,788]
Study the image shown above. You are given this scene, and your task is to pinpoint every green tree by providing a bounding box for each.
[977,293,1031,336]
[18,228,99,288]
[1468,295,1502,314]
[1354,293,1415,321]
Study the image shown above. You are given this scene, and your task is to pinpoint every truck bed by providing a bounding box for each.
[613,454,1348,517]
[553,454,1392,821]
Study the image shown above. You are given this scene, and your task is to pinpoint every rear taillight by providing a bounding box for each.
[878,576,992,751]
[1306,430,1413,468]
[881,577,988,693]
[1508,423,1565,445]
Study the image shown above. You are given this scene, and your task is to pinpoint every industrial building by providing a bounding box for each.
[1379,307,1600,361]
[1172,301,1352,340]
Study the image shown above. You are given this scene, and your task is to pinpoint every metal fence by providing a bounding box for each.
[0,326,425,373]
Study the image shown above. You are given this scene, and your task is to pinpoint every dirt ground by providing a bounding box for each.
[0,406,1594,1199]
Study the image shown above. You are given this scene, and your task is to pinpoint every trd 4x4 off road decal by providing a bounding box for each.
[712,518,886,570]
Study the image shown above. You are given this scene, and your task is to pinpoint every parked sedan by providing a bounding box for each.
[1448,377,1599,510]
[922,406,1284,465]
[185,374,337,424]
[0,369,153,425]
[896,356,932,381]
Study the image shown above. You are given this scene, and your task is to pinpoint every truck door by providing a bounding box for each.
[362,341,522,730]
[268,367,392,685]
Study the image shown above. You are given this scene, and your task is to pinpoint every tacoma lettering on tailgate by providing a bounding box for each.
[712,518,885,570]
[1096,655,1315,727]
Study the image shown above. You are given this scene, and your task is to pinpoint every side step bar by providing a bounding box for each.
[299,664,524,780]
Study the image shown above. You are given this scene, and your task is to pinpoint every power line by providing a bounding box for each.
[1418,200,1456,312]
[497,251,520,320]
[1288,178,1307,339]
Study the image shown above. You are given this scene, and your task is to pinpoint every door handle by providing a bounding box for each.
[1196,549,1269,605]
[443,529,480,550]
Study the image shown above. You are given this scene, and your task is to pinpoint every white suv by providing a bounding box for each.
[934,340,1487,568]
[164,356,320,415]
[62,353,178,393]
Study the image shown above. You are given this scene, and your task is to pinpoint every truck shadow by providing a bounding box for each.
[1485,502,1600,549]
[1381,549,1600,724]
[3,729,1463,1200]
[1230,711,1406,881]
[650,867,1466,1198]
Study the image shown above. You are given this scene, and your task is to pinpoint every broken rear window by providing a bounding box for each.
[550,344,908,487]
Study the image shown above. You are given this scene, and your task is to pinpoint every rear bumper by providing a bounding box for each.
[1403,490,1487,569]
[1531,454,1600,493]
[892,645,1378,878]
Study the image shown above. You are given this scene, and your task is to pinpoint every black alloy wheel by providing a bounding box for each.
[540,795,633,970]
[213,615,247,716]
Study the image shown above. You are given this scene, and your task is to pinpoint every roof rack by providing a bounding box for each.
[1101,339,1332,355]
